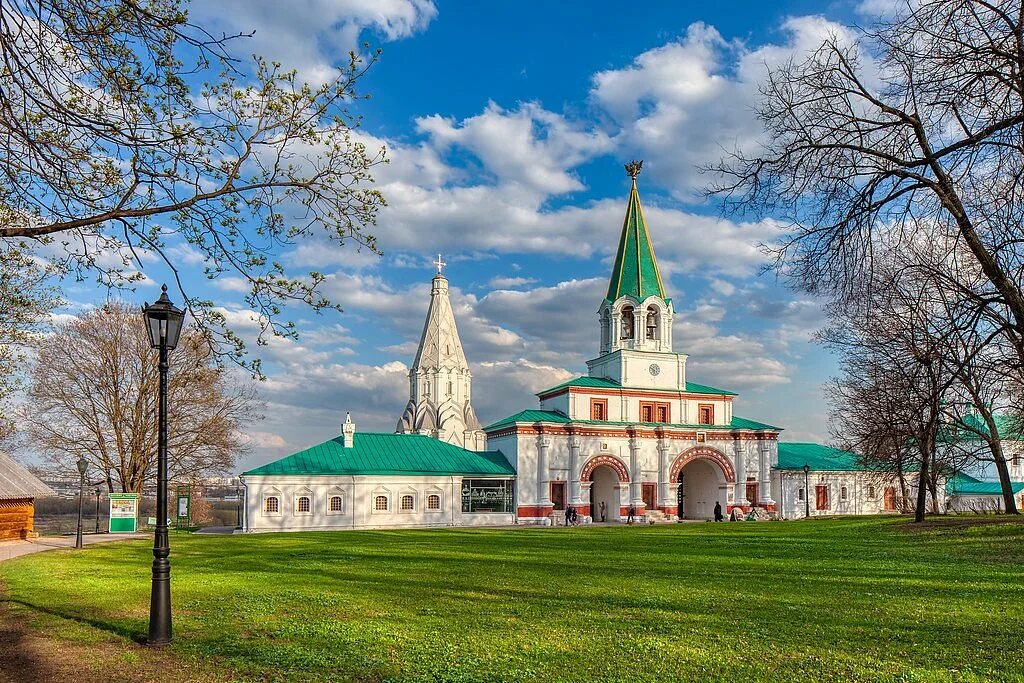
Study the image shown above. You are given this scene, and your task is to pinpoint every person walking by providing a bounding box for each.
[565,505,572,527]
[627,503,636,525]
[714,501,724,522]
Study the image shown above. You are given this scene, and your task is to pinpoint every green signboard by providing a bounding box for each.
[108,493,139,533]
[175,488,191,528]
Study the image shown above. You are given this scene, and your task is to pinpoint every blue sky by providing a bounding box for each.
[60,0,882,470]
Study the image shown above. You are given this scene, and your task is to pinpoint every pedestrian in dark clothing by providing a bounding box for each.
[627,504,636,524]
[565,505,572,526]
[714,501,723,522]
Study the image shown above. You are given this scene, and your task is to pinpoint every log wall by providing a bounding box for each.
[0,498,35,541]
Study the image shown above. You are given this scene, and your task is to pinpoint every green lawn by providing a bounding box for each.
[2,518,1023,682]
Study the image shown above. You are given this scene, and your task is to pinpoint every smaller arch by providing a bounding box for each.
[580,454,630,482]
[670,446,736,483]
[620,305,635,339]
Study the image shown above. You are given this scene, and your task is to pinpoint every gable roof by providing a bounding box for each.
[0,451,55,501]
[946,472,1024,496]
[483,409,780,433]
[776,442,866,472]
[606,175,666,303]
[537,375,737,397]
[242,432,514,477]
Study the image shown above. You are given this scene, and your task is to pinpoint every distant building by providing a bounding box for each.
[773,443,927,518]
[0,452,55,540]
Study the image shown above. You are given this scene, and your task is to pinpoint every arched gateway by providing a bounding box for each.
[671,447,735,521]
[581,455,629,523]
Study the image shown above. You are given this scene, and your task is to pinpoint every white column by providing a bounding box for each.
[629,434,643,507]
[537,435,552,507]
[569,435,582,504]
[657,438,670,509]
[733,439,748,505]
[759,441,774,505]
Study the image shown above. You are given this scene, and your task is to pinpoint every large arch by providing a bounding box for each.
[669,446,736,484]
[580,454,630,482]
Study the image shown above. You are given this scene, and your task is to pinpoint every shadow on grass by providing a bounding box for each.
[0,596,147,644]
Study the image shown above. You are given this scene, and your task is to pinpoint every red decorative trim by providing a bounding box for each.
[485,424,779,439]
[659,505,678,515]
[517,506,553,517]
[580,454,630,482]
[670,446,736,483]
[576,505,591,517]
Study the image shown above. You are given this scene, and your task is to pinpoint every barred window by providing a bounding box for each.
[296,496,311,513]
[329,495,343,512]
[264,496,279,513]
[374,495,388,511]
[401,494,415,511]
[427,494,441,510]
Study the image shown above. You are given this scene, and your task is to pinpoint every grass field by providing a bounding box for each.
[1,518,1023,682]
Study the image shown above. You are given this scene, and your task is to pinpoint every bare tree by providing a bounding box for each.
[711,0,1024,369]
[23,303,262,492]
[1,0,386,370]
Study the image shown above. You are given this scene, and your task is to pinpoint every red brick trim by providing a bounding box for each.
[517,505,553,518]
[580,454,630,482]
[670,446,737,483]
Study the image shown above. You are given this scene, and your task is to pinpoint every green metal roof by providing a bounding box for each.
[537,375,737,397]
[242,432,514,477]
[483,410,780,433]
[945,413,1024,441]
[946,473,1024,496]
[606,177,666,303]
[776,442,867,472]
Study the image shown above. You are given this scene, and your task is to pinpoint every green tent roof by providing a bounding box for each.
[537,375,737,397]
[776,442,867,472]
[606,176,666,303]
[484,409,779,433]
[946,473,1024,496]
[243,432,514,477]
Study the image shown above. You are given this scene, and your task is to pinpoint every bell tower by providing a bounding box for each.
[590,161,686,390]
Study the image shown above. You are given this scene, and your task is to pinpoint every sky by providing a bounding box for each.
[58,0,887,472]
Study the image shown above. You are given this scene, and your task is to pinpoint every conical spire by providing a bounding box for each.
[605,160,666,302]
[409,270,470,371]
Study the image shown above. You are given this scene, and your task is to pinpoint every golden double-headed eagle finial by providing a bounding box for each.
[625,159,643,179]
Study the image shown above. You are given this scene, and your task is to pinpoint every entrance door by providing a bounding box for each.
[883,487,896,511]
[590,466,619,522]
[642,483,656,510]
[745,481,758,506]
[550,482,566,511]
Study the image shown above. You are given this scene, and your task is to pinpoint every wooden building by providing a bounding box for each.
[0,451,54,541]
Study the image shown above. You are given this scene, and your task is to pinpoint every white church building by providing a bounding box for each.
[242,162,909,531]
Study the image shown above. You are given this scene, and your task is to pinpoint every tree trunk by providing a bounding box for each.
[914,443,930,523]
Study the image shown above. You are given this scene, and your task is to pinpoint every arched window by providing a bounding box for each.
[645,307,658,340]
[797,488,804,501]
[427,494,441,510]
[447,381,453,396]
[264,496,279,513]
[840,486,848,501]
[296,496,311,513]
[374,495,389,511]
[621,306,634,339]
[329,495,343,512]
[401,494,415,511]
[867,485,876,499]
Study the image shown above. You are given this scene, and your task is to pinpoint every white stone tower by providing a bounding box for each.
[396,256,486,450]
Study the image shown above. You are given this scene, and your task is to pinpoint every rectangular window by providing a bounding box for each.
[461,479,514,513]
[640,401,670,423]
[590,398,608,421]
[815,485,829,511]
[798,488,805,501]
[698,404,714,425]
[550,481,566,511]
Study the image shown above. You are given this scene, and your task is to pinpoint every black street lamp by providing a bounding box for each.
[142,284,185,647]
[94,487,101,534]
[75,457,88,548]
[802,463,811,519]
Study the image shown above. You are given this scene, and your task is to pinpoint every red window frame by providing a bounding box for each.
[698,404,714,425]
[590,398,608,421]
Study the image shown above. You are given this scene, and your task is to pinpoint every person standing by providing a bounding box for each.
[599,501,606,523]
[714,501,723,522]
[627,503,636,525]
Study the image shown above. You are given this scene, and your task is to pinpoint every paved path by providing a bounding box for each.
[0,533,149,563]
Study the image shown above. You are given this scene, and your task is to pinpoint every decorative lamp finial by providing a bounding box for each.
[433,253,446,275]
[625,159,643,181]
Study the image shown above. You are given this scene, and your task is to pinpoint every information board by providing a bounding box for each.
[108,493,139,533]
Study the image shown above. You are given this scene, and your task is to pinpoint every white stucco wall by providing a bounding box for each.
[242,475,514,531]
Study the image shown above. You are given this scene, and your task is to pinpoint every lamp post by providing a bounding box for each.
[94,487,101,534]
[142,284,185,646]
[75,457,88,548]
[802,463,810,519]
